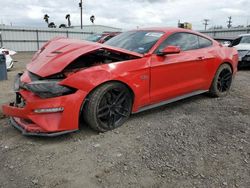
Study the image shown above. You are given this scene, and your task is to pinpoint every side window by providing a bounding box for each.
[198,36,212,48]
[103,35,113,42]
[156,33,199,52]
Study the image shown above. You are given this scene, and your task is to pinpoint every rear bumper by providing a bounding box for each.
[2,89,87,136]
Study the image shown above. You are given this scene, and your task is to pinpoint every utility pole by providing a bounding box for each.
[227,16,232,28]
[203,19,209,30]
[79,0,83,29]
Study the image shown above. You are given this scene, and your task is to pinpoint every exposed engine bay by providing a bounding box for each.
[64,48,139,70]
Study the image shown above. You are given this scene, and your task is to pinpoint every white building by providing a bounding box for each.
[0,25,122,51]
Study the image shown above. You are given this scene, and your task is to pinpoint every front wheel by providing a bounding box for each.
[83,82,133,132]
[209,64,233,97]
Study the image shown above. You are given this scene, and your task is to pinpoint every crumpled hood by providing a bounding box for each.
[27,37,143,77]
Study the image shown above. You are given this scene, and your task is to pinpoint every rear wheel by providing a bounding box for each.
[83,82,133,132]
[209,64,233,97]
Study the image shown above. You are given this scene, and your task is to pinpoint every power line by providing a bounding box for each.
[79,0,83,29]
[203,19,209,30]
[227,16,232,28]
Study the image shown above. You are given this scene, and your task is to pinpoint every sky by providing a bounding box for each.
[1,0,250,30]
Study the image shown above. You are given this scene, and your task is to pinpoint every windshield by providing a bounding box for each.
[85,34,102,42]
[240,36,250,44]
[105,31,164,54]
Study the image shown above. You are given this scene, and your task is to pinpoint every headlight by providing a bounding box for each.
[24,80,75,98]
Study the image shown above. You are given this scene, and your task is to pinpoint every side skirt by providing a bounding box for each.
[134,90,208,114]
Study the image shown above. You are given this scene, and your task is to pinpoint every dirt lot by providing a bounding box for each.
[0,53,249,188]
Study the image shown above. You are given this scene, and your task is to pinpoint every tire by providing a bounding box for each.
[83,82,133,132]
[209,64,233,97]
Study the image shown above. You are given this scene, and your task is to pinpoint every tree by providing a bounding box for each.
[48,22,56,28]
[227,16,232,28]
[44,14,50,26]
[90,15,95,24]
[65,14,71,27]
[59,24,67,28]
[203,19,209,30]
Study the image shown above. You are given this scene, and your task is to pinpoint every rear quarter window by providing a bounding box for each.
[156,32,199,52]
[198,36,212,48]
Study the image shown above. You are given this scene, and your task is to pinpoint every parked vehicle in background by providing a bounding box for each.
[85,32,121,43]
[0,52,8,80]
[0,47,17,70]
[231,34,250,68]
[2,28,238,136]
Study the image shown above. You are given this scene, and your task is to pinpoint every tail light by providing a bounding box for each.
[2,50,9,55]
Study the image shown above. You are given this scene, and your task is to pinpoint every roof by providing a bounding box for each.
[213,36,236,41]
[136,27,190,33]
[239,33,250,37]
[135,27,214,40]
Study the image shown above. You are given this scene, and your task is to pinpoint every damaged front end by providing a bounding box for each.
[2,37,142,136]
[3,70,86,136]
[15,72,76,99]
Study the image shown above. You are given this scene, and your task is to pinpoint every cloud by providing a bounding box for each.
[27,5,44,19]
[0,0,250,30]
[220,8,247,16]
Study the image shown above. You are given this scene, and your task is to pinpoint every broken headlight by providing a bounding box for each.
[25,80,75,98]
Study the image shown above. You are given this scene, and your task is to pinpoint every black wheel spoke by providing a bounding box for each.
[98,110,110,118]
[97,105,110,118]
[117,95,126,105]
[222,84,227,91]
[226,81,231,87]
[114,108,129,117]
[105,92,113,105]
[98,105,109,113]
[114,91,126,105]
[95,85,132,130]
[217,83,222,92]
[223,73,232,81]
[115,105,129,111]
[217,69,232,92]
[108,113,115,127]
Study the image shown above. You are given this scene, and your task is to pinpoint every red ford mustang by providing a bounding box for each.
[2,28,238,136]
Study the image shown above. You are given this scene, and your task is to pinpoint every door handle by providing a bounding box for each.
[197,56,204,60]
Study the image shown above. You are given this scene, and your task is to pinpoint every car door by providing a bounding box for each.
[150,32,208,104]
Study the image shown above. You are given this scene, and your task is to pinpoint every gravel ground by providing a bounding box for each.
[0,53,249,188]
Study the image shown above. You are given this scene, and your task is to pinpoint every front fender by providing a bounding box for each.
[60,60,150,112]
[61,66,112,92]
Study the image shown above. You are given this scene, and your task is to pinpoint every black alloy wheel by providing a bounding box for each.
[84,82,133,132]
[209,64,233,97]
[217,69,232,92]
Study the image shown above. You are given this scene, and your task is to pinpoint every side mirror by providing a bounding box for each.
[157,46,181,56]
